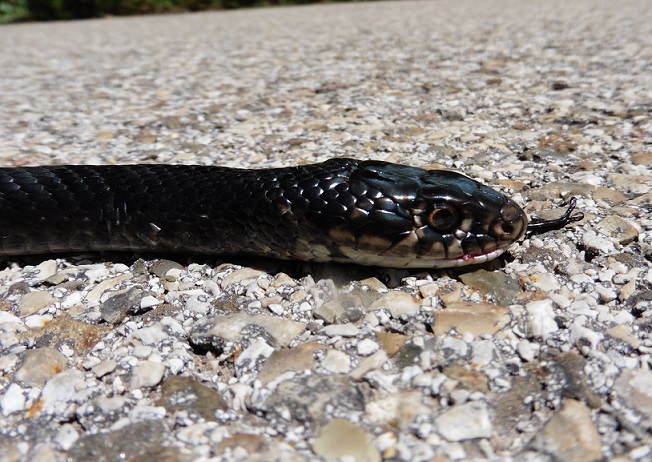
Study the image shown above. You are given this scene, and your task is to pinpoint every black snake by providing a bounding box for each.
[0,158,580,268]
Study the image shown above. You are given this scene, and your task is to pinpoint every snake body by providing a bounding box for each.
[0,158,528,268]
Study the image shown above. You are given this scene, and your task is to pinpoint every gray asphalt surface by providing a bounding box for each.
[0,1,651,461]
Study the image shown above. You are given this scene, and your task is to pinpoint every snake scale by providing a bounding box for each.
[0,158,580,268]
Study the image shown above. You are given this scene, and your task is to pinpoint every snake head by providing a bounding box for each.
[409,168,528,267]
[319,160,528,268]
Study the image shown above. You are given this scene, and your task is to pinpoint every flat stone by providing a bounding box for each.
[376,332,408,356]
[532,399,601,462]
[213,433,268,454]
[443,365,489,392]
[595,215,639,245]
[28,444,57,462]
[394,343,423,369]
[18,291,55,317]
[313,297,347,324]
[553,352,602,409]
[433,302,509,336]
[605,325,641,349]
[631,152,652,166]
[67,420,170,462]
[257,375,364,430]
[100,287,143,324]
[258,343,323,383]
[356,277,387,291]
[320,350,351,373]
[527,182,595,202]
[20,314,111,356]
[14,347,67,387]
[593,186,628,205]
[85,273,134,305]
[459,270,522,307]
[0,439,19,462]
[365,391,424,431]
[367,292,421,317]
[321,323,359,337]
[92,359,118,378]
[30,260,58,284]
[312,419,380,462]
[608,173,650,192]
[613,368,652,423]
[222,268,265,287]
[149,259,184,278]
[191,312,306,348]
[156,374,228,420]
[350,350,389,380]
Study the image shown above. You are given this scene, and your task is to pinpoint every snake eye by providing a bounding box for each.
[427,205,458,231]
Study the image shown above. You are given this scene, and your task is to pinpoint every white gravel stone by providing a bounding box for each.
[95,396,126,413]
[357,338,380,356]
[140,295,162,309]
[517,339,536,362]
[61,291,84,308]
[435,401,492,441]
[471,340,494,367]
[197,312,306,347]
[130,361,166,389]
[54,424,79,450]
[321,323,359,337]
[582,231,616,255]
[177,422,213,445]
[569,321,604,350]
[185,293,212,314]
[368,292,421,317]
[321,350,351,373]
[131,323,168,345]
[41,369,86,415]
[235,337,274,373]
[526,300,559,339]
[1,383,25,416]
[93,359,118,378]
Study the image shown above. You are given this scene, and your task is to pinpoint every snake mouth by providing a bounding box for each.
[435,247,508,268]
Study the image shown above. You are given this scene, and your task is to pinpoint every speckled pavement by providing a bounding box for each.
[0,1,651,460]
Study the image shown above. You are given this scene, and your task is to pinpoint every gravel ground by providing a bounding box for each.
[0,0,651,460]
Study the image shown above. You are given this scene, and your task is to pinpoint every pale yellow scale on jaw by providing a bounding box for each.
[292,237,332,261]
[273,222,510,268]
[309,243,333,261]
[333,244,508,268]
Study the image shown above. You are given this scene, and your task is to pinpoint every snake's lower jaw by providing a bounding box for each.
[439,247,508,268]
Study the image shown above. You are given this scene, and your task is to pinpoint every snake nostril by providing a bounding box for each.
[501,222,515,236]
